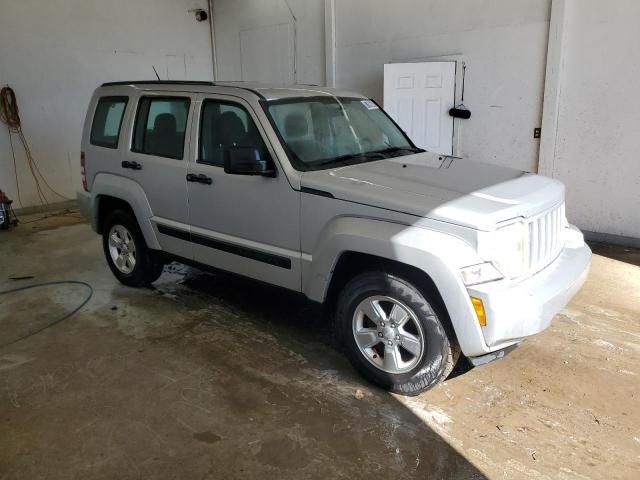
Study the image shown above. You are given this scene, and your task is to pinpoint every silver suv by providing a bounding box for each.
[78,81,591,395]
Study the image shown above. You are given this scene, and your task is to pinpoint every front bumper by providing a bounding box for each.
[467,226,591,352]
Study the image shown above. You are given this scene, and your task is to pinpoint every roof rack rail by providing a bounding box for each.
[101,80,216,87]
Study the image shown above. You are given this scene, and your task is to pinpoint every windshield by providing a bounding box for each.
[264,96,422,171]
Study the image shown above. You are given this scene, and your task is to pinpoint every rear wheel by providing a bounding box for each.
[102,210,163,287]
[336,271,459,395]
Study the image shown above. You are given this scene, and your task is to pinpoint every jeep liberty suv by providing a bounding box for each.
[78,81,591,395]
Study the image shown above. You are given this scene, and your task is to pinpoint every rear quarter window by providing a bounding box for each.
[90,96,128,148]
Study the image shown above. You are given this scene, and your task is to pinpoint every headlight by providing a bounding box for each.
[460,262,503,286]
[478,221,527,279]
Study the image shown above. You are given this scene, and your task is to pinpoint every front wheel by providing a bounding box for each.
[336,271,459,395]
[102,210,164,287]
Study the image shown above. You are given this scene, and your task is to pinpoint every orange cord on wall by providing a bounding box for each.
[1,85,70,206]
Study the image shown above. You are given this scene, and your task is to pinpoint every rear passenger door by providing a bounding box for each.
[125,93,193,259]
[185,94,301,291]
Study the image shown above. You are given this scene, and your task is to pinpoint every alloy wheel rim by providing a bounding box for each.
[108,224,136,274]
[352,295,425,374]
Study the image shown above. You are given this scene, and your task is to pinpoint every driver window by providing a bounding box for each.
[199,100,267,167]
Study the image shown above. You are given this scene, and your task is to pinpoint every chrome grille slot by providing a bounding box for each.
[526,203,564,275]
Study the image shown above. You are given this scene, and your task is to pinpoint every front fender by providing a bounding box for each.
[91,173,160,249]
[303,217,490,356]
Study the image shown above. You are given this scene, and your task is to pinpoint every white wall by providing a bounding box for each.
[331,0,551,172]
[0,0,213,208]
[5,0,635,241]
[213,0,551,173]
[212,0,326,85]
[540,0,640,240]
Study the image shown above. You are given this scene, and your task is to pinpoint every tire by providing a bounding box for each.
[102,209,164,287]
[336,271,460,396]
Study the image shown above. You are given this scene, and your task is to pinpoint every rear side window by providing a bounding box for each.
[90,96,128,148]
[132,97,190,159]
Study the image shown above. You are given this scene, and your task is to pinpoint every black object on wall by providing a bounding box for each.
[449,62,471,119]
[449,107,471,119]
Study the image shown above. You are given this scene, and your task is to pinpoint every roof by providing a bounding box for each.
[99,80,366,101]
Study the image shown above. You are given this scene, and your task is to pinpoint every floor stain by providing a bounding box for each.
[255,434,310,470]
[193,431,222,444]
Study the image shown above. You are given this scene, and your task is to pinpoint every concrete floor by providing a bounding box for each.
[1,211,639,479]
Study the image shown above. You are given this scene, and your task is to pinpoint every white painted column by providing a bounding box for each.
[324,0,336,87]
[538,0,569,176]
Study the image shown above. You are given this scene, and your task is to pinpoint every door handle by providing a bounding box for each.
[121,160,142,170]
[186,173,212,185]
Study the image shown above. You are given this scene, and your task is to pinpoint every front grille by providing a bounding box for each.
[526,203,565,274]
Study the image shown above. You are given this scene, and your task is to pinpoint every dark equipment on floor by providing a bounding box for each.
[0,189,18,229]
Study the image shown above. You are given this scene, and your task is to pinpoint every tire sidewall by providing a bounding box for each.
[337,272,452,395]
[102,210,154,286]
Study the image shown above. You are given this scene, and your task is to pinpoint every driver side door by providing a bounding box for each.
[185,94,301,291]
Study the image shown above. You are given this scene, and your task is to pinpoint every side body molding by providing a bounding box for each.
[302,217,491,357]
[90,173,160,249]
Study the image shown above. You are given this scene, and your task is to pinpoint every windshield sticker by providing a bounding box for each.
[361,99,379,110]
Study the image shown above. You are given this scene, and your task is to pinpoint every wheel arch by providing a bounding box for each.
[92,173,160,249]
[326,252,446,319]
[96,195,134,234]
[303,217,490,357]
[326,251,460,347]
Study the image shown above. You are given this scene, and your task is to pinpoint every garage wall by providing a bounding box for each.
[0,0,213,208]
[212,0,326,85]
[331,0,551,172]
[213,0,551,172]
[540,0,640,241]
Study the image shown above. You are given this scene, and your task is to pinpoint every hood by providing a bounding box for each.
[300,152,565,231]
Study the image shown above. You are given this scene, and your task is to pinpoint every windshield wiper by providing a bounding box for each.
[310,147,423,169]
[370,146,425,157]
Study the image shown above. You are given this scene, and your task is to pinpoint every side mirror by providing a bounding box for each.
[224,146,275,176]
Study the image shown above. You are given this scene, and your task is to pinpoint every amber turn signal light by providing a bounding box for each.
[470,297,487,327]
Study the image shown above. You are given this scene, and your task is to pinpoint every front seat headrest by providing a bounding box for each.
[219,111,246,144]
[284,113,308,138]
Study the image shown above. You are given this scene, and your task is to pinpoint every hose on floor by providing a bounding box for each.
[0,280,93,348]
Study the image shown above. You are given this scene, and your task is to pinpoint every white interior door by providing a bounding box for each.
[383,62,456,155]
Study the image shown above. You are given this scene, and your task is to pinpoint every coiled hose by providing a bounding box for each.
[1,85,70,205]
[0,280,93,348]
